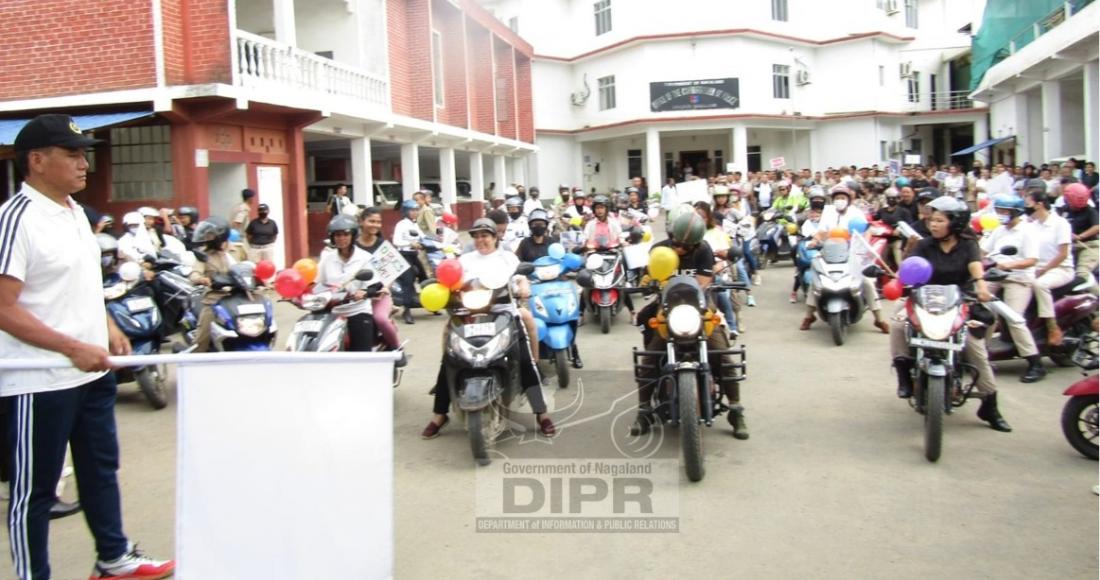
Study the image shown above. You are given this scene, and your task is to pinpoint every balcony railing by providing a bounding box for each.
[905,90,976,112]
[1008,0,1094,55]
[233,30,388,109]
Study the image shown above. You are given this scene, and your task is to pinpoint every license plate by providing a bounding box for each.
[237,303,266,315]
[125,296,155,312]
[294,320,323,334]
[464,322,496,337]
[910,337,963,351]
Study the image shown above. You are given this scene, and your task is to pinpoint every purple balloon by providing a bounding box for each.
[897,256,933,286]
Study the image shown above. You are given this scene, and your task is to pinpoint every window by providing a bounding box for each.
[508,16,519,33]
[594,0,612,36]
[110,125,173,202]
[627,149,642,182]
[878,65,885,86]
[910,138,922,155]
[664,152,675,181]
[880,140,888,160]
[714,150,724,174]
[598,75,616,110]
[904,0,918,28]
[771,0,788,21]
[772,64,790,99]
[431,30,444,108]
[907,71,920,103]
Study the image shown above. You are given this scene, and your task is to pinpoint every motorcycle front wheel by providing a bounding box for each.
[678,370,705,482]
[1061,395,1098,460]
[599,306,611,334]
[827,312,846,346]
[136,365,168,410]
[923,374,945,462]
[554,349,570,389]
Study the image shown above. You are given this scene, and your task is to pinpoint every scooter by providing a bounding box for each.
[583,245,627,334]
[144,251,202,346]
[528,255,582,389]
[754,208,795,268]
[104,263,169,410]
[207,263,277,352]
[985,272,1098,368]
[866,219,898,288]
[808,239,868,346]
[1063,373,1099,460]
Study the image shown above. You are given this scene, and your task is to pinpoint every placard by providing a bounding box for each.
[934,171,949,182]
[904,154,922,165]
[368,241,411,286]
[770,157,786,169]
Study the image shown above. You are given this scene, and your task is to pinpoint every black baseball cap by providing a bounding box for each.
[14,114,103,152]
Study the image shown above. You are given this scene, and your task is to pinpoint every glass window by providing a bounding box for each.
[594,0,612,35]
[771,0,788,21]
[772,64,790,99]
[907,71,920,103]
[598,75,616,110]
[432,30,444,108]
[110,125,173,202]
[904,0,918,28]
[627,149,642,181]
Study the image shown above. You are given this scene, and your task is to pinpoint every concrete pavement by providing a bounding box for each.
[3,263,1097,580]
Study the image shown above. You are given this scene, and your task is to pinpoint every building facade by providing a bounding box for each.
[0,0,535,262]
[481,0,989,193]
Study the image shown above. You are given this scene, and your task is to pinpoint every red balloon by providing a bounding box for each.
[436,258,464,289]
[978,198,991,209]
[274,269,307,299]
[882,279,904,301]
[255,260,276,281]
[970,215,983,233]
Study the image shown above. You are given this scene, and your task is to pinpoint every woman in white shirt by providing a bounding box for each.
[1026,190,1075,346]
[314,215,376,351]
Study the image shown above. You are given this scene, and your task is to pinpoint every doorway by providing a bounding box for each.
[208,163,248,224]
[679,150,709,179]
[747,146,762,173]
[256,166,287,269]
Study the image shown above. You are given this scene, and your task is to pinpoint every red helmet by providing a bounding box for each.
[441,212,459,226]
[1063,183,1091,210]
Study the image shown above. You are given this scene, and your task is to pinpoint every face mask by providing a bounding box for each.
[834,199,849,211]
[530,224,547,236]
[258,212,269,219]
[508,210,521,220]
[997,214,1011,225]
[101,255,115,268]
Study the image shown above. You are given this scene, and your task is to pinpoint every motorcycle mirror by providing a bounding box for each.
[575,269,594,288]
[354,269,375,282]
[984,268,1010,282]
[862,265,884,278]
[143,254,157,264]
[516,262,535,276]
[998,245,1018,256]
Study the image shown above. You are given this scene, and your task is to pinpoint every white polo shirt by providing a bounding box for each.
[0,185,108,396]
[1030,212,1075,271]
[980,220,1039,283]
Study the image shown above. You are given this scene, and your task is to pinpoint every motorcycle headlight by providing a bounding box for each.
[532,296,548,318]
[462,289,493,311]
[302,292,331,311]
[667,304,702,337]
[585,254,604,270]
[316,318,347,352]
[915,308,955,341]
[536,264,562,281]
[237,315,267,337]
[449,325,512,365]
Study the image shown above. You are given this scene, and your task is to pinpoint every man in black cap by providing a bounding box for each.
[0,114,175,579]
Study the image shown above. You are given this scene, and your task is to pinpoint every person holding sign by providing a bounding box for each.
[356,208,405,352]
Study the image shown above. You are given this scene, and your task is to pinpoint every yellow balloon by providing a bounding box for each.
[979,214,1001,232]
[648,246,680,281]
[570,216,583,227]
[785,222,798,235]
[420,283,451,312]
[642,230,653,242]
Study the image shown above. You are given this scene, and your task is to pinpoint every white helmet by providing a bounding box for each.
[122,212,143,227]
[137,206,158,218]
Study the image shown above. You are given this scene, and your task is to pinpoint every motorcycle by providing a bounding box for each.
[1062,372,1099,460]
[443,263,535,465]
[104,263,169,409]
[206,263,278,352]
[527,256,582,389]
[866,219,898,288]
[754,208,796,268]
[894,266,1012,462]
[285,270,404,388]
[628,275,748,482]
[583,244,627,334]
[808,239,869,346]
[143,251,203,346]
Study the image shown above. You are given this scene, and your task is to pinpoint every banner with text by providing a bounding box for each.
[650,78,740,112]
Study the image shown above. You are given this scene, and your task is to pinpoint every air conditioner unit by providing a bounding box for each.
[795,70,811,85]
[885,0,900,14]
[899,61,913,78]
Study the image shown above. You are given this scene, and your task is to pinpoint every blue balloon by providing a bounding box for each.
[847,214,869,234]
[229,228,242,242]
[562,252,583,272]
[548,243,566,260]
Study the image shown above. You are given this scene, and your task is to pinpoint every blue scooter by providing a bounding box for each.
[528,254,583,389]
[104,263,169,409]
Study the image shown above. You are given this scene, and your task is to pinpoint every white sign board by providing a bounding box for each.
[674,179,709,205]
[725,162,737,173]
[904,154,922,165]
[770,156,786,169]
[177,356,394,580]
[368,241,411,286]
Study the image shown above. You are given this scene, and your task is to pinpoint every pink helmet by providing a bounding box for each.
[1063,183,1091,210]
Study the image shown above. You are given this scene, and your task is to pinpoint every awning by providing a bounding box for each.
[951,135,1015,156]
[0,110,155,146]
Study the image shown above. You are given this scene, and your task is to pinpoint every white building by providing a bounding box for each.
[481,0,990,193]
[968,0,1099,166]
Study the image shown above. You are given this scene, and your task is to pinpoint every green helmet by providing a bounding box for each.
[670,210,706,247]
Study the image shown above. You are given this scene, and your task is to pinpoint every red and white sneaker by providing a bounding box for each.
[89,543,175,579]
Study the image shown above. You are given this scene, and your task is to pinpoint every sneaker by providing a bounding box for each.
[89,544,174,580]
[789,292,797,304]
[747,295,757,307]
[751,273,761,286]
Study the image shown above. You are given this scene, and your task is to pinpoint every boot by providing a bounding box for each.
[727,405,750,440]
[402,307,415,325]
[1020,355,1047,383]
[629,407,655,436]
[571,344,584,369]
[976,392,1012,432]
[893,357,914,398]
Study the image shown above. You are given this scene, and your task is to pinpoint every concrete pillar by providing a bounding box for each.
[510,156,526,186]
[1041,80,1063,162]
[732,125,748,175]
[645,127,662,187]
[493,154,507,194]
[469,152,485,202]
[350,137,373,206]
[1085,60,1099,165]
[273,0,297,46]
[440,147,457,209]
[973,115,990,167]
[1011,93,1030,166]
[400,143,420,201]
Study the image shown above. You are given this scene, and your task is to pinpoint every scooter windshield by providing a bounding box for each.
[912,284,962,314]
[662,275,706,310]
[820,239,850,264]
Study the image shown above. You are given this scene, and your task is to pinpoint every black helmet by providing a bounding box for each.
[192,216,230,246]
[469,218,498,236]
[327,214,359,240]
[178,206,199,222]
[927,197,970,235]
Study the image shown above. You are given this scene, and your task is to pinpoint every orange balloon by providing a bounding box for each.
[293,258,318,284]
[828,227,850,241]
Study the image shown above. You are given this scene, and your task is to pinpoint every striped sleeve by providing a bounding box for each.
[0,195,31,281]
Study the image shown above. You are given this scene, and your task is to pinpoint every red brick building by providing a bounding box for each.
[0,0,535,263]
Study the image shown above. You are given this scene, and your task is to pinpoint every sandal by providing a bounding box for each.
[420,415,448,439]
[538,416,557,437]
